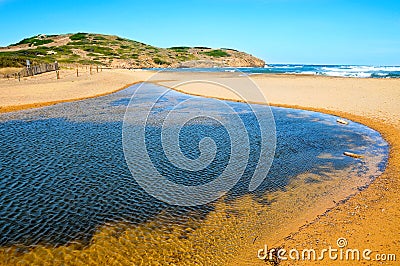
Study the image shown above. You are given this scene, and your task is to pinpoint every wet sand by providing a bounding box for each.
[1,70,399,265]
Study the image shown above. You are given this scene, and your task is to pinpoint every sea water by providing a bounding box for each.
[151,65,400,78]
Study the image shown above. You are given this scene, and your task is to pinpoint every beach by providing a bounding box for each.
[158,72,400,265]
[0,69,399,265]
[0,68,153,113]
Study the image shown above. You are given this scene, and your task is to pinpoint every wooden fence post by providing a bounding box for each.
[90,66,92,75]
[56,70,60,80]
[77,68,79,77]
[96,66,99,73]
[18,73,20,82]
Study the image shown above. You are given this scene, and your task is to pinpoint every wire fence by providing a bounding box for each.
[1,63,105,81]
[1,62,59,79]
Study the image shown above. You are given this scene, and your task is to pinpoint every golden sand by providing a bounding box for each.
[0,70,399,265]
[0,68,153,113]
[156,72,400,265]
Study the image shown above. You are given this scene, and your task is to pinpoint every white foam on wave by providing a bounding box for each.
[291,71,318,75]
[321,65,400,72]
[350,66,400,72]
[321,71,372,78]
[374,73,389,76]
[318,65,400,78]
[266,64,400,78]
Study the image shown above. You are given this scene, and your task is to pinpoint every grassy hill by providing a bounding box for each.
[0,33,265,68]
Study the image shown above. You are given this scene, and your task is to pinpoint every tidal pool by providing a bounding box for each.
[0,83,388,265]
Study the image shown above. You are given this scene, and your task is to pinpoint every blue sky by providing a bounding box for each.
[0,0,399,65]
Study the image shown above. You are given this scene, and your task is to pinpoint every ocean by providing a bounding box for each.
[151,64,400,78]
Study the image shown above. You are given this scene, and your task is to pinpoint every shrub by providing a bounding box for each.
[82,46,117,56]
[12,36,54,46]
[201,49,230,57]
[93,36,106,40]
[153,57,170,65]
[67,40,90,46]
[221,48,238,52]
[168,46,190,52]
[0,56,26,67]
[70,33,88,41]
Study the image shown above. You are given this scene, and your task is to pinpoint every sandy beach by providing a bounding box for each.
[0,69,399,265]
[157,72,400,265]
[0,68,153,113]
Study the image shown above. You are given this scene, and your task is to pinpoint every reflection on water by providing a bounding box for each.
[0,83,388,264]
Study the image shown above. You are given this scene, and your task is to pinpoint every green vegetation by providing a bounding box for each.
[201,49,230,57]
[32,39,53,46]
[0,55,27,67]
[168,46,190,53]
[126,39,146,46]
[12,36,54,47]
[153,57,170,65]
[221,48,239,52]
[67,40,90,46]
[70,33,88,41]
[86,53,99,57]
[82,46,117,56]
[0,49,53,67]
[176,54,198,62]
[0,33,260,69]
[57,56,82,64]
[52,46,72,54]
[93,36,106,41]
